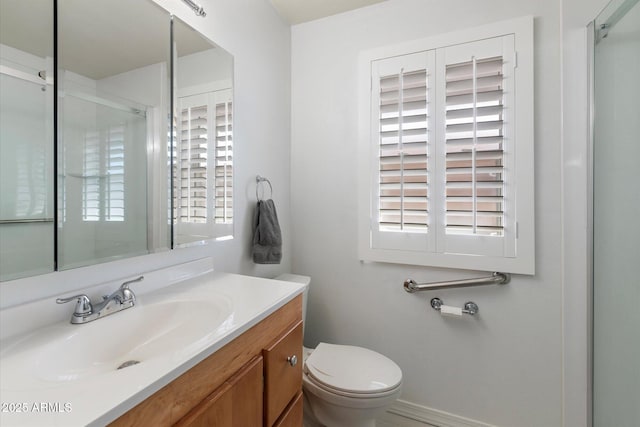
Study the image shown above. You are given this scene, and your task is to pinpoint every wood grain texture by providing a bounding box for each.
[273,392,303,427]
[174,356,263,427]
[110,296,302,427]
[173,381,233,427]
[229,356,263,427]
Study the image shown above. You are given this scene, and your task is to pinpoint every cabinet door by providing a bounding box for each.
[263,321,303,427]
[176,356,263,427]
[273,392,303,427]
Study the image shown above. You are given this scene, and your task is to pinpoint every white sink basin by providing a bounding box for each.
[0,295,232,390]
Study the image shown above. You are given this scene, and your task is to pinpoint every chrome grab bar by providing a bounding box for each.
[403,272,510,292]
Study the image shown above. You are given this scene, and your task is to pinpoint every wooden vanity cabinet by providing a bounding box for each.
[110,295,302,427]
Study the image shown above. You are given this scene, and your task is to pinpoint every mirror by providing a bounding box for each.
[56,0,171,269]
[172,17,234,247]
[0,1,234,282]
[0,0,55,281]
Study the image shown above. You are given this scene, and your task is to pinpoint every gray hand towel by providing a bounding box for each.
[252,199,282,264]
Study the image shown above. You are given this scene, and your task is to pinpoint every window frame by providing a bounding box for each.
[357,16,535,274]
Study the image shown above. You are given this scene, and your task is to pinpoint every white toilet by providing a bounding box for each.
[276,274,403,427]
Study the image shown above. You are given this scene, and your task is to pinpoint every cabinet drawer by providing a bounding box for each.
[263,321,303,427]
[273,391,303,427]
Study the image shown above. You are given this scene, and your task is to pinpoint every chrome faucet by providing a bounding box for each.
[56,276,143,324]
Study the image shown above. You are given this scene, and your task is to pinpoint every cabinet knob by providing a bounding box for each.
[286,355,298,367]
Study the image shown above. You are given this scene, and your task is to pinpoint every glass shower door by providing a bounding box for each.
[592,0,640,425]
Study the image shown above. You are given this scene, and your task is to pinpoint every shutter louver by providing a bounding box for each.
[180,104,208,223]
[378,68,429,233]
[83,131,100,221]
[82,125,125,222]
[445,56,504,236]
[214,101,232,224]
[105,126,125,221]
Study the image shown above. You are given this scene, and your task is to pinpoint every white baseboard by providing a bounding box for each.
[377,400,497,427]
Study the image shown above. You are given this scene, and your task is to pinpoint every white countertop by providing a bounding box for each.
[0,266,305,427]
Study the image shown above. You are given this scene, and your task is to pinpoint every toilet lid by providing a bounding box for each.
[304,343,402,395]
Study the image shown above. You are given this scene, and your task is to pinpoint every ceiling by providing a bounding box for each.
[270,0,388,25]
[1,0,387,79]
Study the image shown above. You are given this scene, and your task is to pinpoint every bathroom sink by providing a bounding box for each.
[0,267,306,426]
[0,295,233,390]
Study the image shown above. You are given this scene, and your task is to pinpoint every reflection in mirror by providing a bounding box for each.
[172,17,234,246]
[57,0,171,270]
[0,0,55,281]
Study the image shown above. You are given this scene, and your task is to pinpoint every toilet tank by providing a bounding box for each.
[274,274,310,338]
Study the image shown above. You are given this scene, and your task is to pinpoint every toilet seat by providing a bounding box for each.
[303,343,402,398]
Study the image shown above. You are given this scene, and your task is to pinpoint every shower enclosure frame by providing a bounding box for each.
[587,0,639,425]
[586,17,595,427]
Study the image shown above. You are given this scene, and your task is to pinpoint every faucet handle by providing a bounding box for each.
[121,275,143,290]
[120,276,143,302]
[56,294,93,315]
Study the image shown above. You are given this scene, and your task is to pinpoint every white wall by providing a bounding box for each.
[291,0,563,425]
[0,0,292,308]
[177,48,233,90]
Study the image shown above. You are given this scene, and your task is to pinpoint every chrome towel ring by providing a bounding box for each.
[256,175,273,201]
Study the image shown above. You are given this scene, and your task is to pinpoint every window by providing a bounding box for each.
[358,17,534,274]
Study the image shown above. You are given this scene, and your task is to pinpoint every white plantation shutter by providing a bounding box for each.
[444,57,504,236]
[371,51,435,252]
[436,36,516,257]
[179,100,209,224]
[378,70,429,231]
[360,17,534,274]
[82,125,125,222]
[105,126,125,221]
[176,89,233,241]
[83,130,100,221]
[214,98,232,224]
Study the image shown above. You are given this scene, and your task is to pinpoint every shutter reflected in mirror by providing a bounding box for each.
[82,123,128,223]
[179,102,208,224]
[214,100,232,224]
[176,90,233,232]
